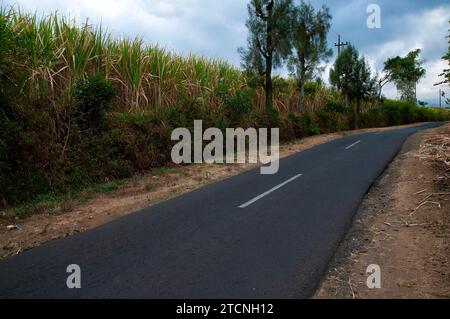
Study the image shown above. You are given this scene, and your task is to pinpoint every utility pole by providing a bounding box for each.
[334,35,349,57]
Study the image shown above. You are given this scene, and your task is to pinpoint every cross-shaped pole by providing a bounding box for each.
[335,35,349,57]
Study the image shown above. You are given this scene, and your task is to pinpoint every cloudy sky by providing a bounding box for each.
[2,0,449,105]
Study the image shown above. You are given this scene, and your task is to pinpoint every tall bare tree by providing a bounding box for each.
[239,0,293,109]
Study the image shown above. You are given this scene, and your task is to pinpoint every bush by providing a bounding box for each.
[380,100,418,125]
[304,81,321,98]
[358,109,382,128]
[285,112,303,138]
[316,110,339,133]
[112,110,173,170]
[73,74,117,129]
[217,85,253,126]
[325,100,347,113]
[300,112,320,136]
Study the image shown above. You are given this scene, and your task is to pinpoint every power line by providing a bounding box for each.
[334,34,349,57]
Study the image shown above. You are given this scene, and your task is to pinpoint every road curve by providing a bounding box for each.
[0,123,443,298]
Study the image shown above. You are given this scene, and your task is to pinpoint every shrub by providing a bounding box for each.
[316,110,339,133]
[285,111,303,138]
[358,109,382,128]
[266,107,281,128]
[112,110,173,170]
[280,113,296,141]
[218,86,253,125]
[73,74,117,130]
[300,112,320,136]
[325,100,348,113]
[304,81,321,98]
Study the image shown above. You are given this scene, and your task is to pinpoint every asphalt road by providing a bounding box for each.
[0,123,443,299]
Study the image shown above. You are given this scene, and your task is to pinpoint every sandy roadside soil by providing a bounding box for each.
[0,123,431,260]
[315,123,449,299]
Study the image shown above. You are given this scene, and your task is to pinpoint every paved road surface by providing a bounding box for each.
[0,123,442,298]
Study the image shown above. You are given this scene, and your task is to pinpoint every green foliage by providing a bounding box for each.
[316,110,339,132]
[303,81,322,98]
[436,43,450,88]
[325,99,347,113]
[218,86,253,125]
[266,106,281,127]
[381,99,450,125]
[434,22,449,105]
[74,74,117,129]
[288,1,332,111]
[240,0,294,71]
[112,110,173,170]
[300,112,320,136]
[272,76,292,95]
[2,8,450,213]
[239,0,294,108]
[383,49,426,102]
[330,45,377,107]
[95,181,122,193]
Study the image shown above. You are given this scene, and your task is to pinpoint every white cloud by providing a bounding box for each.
[355,5,449,102]
[418,59,448,102]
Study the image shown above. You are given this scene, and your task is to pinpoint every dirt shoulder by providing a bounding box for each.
[0,123,430,260]
[315,123,449,299]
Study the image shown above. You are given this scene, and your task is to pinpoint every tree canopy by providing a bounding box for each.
[434,20,449,106]
[288,1,332,112]
[383,49,426,102]
[330,45,376,127]
[239,0,294,109]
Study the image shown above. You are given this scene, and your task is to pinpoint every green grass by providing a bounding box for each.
[8,193,69,219]
[3,182,121,220]
[11,206,27,219]
[94,181,123,193]
[3,170,183,220]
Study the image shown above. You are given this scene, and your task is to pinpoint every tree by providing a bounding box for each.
[434,21,449,105]
[436,47,450,87]
[375,67,393,100]
[330,45,376,127]
[288,1,332,112]
[383,49,426,103]
[437,50,450,105]
[239,0,293,109]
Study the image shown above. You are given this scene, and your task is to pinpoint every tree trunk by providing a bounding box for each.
[355,96,361,129]
[264,8,274,110]
[299,57,306,112]
[265,54,273,109]
[299,79,305,113]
